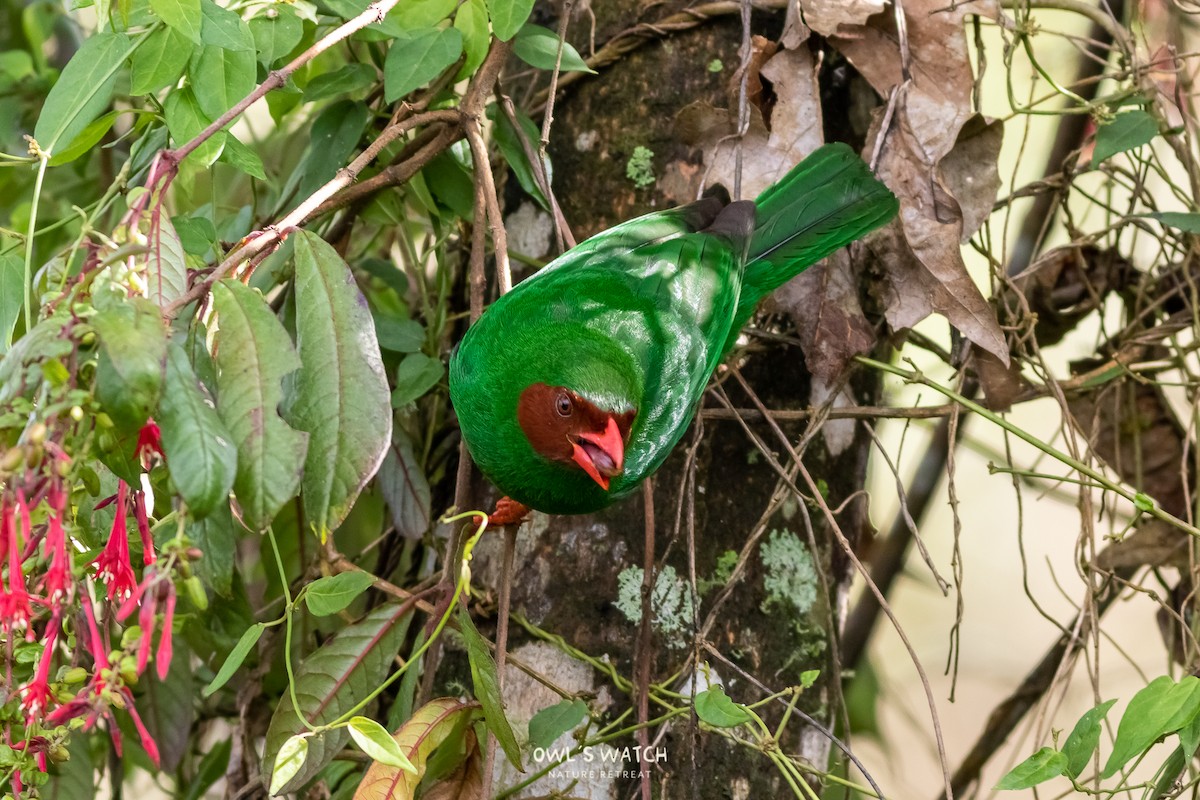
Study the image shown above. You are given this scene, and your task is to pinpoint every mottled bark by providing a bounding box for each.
[466,4,887,797]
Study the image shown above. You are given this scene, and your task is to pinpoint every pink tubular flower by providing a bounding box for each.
[136,420,163,471]
[1,494,35,637]
[92,482,137,601]
[21,615,60,725]
[132,490,156,566]
[41,483,73,607]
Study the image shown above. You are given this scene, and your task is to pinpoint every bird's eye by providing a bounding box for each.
[555,393,573,416]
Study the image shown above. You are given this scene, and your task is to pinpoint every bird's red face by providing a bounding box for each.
[517,383,636,491]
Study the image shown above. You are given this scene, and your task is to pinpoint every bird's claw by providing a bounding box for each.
[488,497,531,527]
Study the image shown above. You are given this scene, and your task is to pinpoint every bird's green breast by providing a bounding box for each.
[449,213,744,514]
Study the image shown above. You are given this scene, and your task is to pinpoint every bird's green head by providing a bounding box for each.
[449,319,642,513]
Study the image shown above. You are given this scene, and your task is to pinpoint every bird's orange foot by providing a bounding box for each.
[488,497,531,527]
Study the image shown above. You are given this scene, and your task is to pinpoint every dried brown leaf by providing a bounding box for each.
[1067,380,1189,517]
[421,730,482,800]
[941,115,1004,242]
[973,347,1029,412]
[773,251,874,383]
[679,46,823,198]
[800,0,888,37]
[833,0,1009,363]
[1097,521,1189,570]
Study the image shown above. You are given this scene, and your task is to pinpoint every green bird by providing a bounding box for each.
[449,143,898,518]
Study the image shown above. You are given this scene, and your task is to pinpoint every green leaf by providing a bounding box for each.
[190,44,257,119]
[93,297,168,431]
[0,254,22,354]
[269,735,309,796]
[995,747,1068,790]
[291,100,369,205]
[1061,698,1115,778]
[528,699,588,750]
[390,352,443,407]
[158,343,237,518]
[183,739,232,800]
[357,699,479,798]
[34,31,132,153]
[303,63,376,104]
[454,0,488,79]
[286,231,392,537]
[374,316,424,353]
[488,103,548,209]
[151,0,202,43]
[144,213,188,308]
[249,7,303,65]
[304,571,376,617]
[212,279,308,532]
[694,686,751,728]
[1153,746,1187,799]
[1103,676,1200,778]
[377,429,431,540]
[1182,707,1200,759]
[799,669,819,689]
[457,608,523,770]
[44,732,94,800]
[383,27,463,103]
[348,717,417,772]
[486,0,533,41]
[219,134,268,180]
[512,24,595,73]
[423,150,475,219]
[1091,110,1158,167]
[199,0,255,51]
[189,502,235,596]
[48,109,120,166]
[1134,492,1155,512]
[1146,211,1200,233]
[164,87,225,167]
[393,0,457,28]
[262,603,414,793]
[202,622,264,696]
[136,647,195,770]
[131,25,193,94]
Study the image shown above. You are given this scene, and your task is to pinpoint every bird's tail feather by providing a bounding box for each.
[742,143,898,304]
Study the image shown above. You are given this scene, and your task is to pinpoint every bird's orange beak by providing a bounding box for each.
[571,416,625,491]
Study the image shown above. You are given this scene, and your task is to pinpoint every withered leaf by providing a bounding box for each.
[800,0,888,37]
[833,0,1010,363]
[1067,379,1188,517]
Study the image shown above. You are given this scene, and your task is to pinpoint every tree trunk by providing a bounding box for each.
[470,3,887,797]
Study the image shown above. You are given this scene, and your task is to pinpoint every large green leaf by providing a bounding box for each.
[995,747,1067,791]
[190,44,257,120]
[138,645,195,771]
[486,0,533,41]
[453,0,488,78]
[132,25,193,95]
[212,279,308,532]
[1091,110,1158,168]
[189,501,235,596]
[512,24,594,73]
[33,31,132,153]
[376,430,430,540]
[164,87,225,167]
[1061,698,1115,778]
[528,699,588,750]
[146,213,188,309]
[249,8,303,65]
[199,0,255,51]
[0,253,22,354]
[158,342,237,518]
[456,609,522,769]
[1103,676,1200,778]
[150,0,202,43]
[262,603,414,794]
[383,27,463,103]
[93,297,168,431]
[286,231,391,537]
